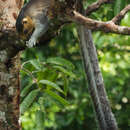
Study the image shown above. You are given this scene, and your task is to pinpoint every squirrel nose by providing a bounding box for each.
[24,29,28,34]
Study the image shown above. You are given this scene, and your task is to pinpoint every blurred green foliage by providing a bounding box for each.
[21,0,130,130]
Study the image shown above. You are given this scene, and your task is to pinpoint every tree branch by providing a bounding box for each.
[86,0,112,16]
[70,11,130,35]
[112,4,130,25]
[78,26,107,130]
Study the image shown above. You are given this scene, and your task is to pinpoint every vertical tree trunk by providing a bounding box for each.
[78,26,118,130]
[76,2,118,128]
[78,26,107,130]
[0,54,20,130]
[83,29,118,130]
[0,0,23,129]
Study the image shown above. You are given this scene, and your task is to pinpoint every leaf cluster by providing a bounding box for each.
[20,57,76,129]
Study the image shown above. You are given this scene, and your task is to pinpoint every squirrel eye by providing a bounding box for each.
[23,21,27,24]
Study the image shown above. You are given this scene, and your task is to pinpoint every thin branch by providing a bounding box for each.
[86,0,112,16]
[112,4,130,25]
[22,68,37,83]
[70,11,130,35]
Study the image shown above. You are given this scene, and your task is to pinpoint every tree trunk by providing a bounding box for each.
[0,54,20,130]
[83,28,118,130]
[0,0,23,129]
[78,26,118,130]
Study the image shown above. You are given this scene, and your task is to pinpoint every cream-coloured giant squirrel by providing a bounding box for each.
[16,0,54,48]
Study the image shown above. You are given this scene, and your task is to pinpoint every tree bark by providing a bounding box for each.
[0,0,23,129]
[78,25,118,130]
[0,54,20,130]
[77,2,118,128]
[78,25,107,130]
[83,29,118,130]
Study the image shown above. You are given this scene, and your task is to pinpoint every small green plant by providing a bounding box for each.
[20,57,76,129]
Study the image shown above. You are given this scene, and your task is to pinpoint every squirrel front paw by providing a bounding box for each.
[26,38,37,48]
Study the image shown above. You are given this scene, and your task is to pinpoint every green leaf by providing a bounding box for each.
[35,69,48,81]
[47,57,75,70]
[63,75,69,96]
[39,80,64,94]
[29,60,41,70]
[35,110,45,130]
[20,89,39,114]
[52,65,76,78]
[20,84,33,97]
[45,90,69,106]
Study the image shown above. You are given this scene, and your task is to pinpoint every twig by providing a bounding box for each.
[112,4,130,25]
[21,68,37,84]
[86,0,112,16]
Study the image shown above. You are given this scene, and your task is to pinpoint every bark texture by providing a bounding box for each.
[78,25,118,130]
[0,54,20,130]
[77,4,118,129]
[83,28,118,130]
[0,0,23,129]
[78,26,107,130]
